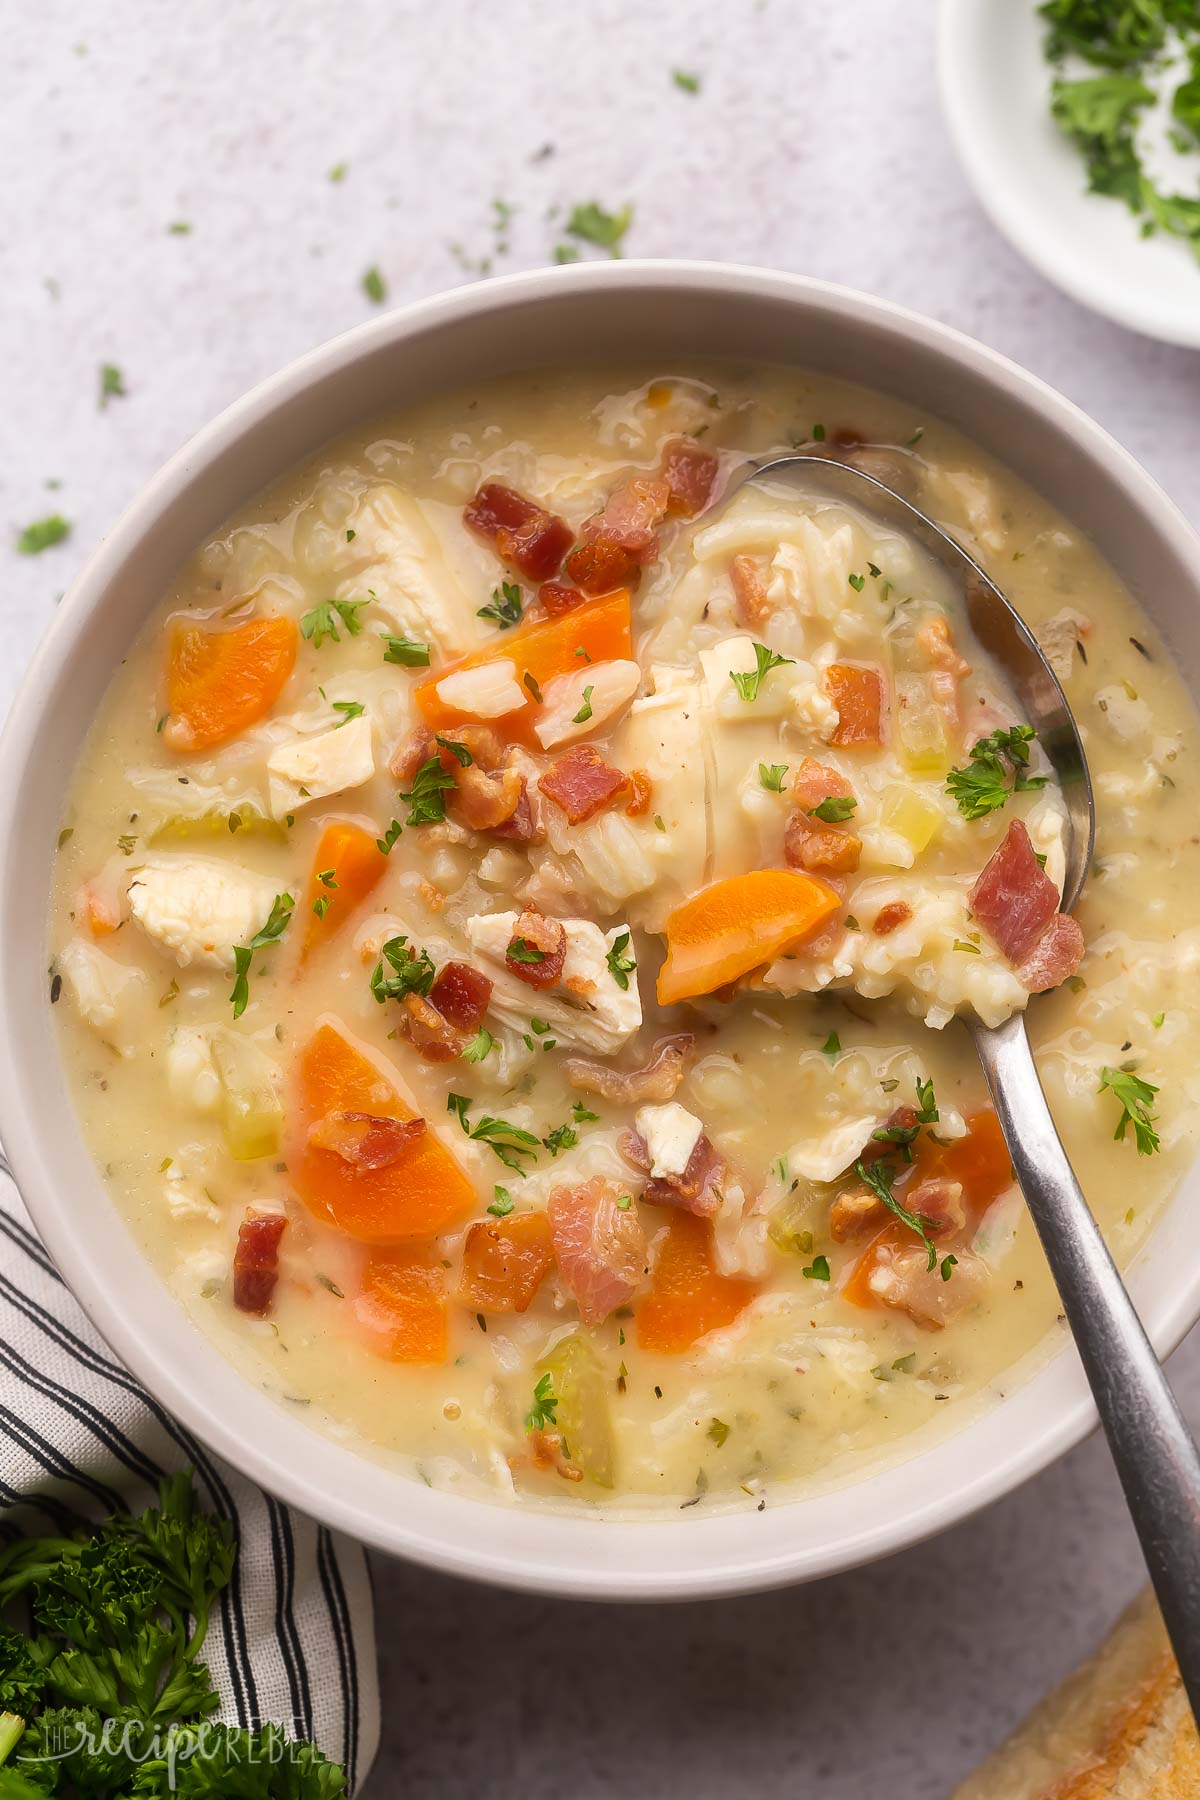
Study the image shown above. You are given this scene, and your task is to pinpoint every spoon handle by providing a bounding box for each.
[972,1011,1200,1717]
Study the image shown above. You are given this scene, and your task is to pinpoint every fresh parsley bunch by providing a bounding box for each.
[0,1474,346,1797]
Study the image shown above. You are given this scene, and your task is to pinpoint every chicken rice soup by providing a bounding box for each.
[50,367,1200,1513]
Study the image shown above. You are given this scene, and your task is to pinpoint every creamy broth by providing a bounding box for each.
[49,365,1200,1514]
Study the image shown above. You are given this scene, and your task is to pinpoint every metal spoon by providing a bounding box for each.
[742,453,1200,1712]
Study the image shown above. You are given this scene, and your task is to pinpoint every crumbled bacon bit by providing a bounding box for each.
[564,471,673,595]
[858,1106,919,1167]
[389,724,437,784]
[452,761,524,831]
[564,534,642,598]
[233,1209,287,1316]
[791,757,854,812]
[918,615,971,678]
[730,554,770,628]
[307,1109,427,1169]
[904,1176,966,1238]
[538,580,587,618]
[524,1427,584,1482]
[489,780,538,843]
[564,1033,694,1106]
[661,438,719,517]
[464,482,572,582]
[872,900,913,936]
[505,907,567,988]
[418,879,446,913]
[538,744,630,825]
[563,974,596,998]
[784,813,862,876]
[829,1187,887,1242]
[624,768,653,816]
[621,1128,724,1219]
[429,960,493,1031]
[402,993,466,1062]
[392,723,505,786]
[547,1177,647,1325]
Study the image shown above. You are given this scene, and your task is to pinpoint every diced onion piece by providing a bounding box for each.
[536,1330,616,1487]
[211,1029,284,1160]
[434,660,525,719]
[534,659,642,750]
[880,783,943,855]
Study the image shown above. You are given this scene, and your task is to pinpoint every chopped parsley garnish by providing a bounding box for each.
[672,68,701,93]
[316,867,339,888]
[729,641,795,702]
[707,1417,730,1447]
[1098,1065,1161,1155]
[953,938,982,954]
[382,634,431,666]
[572,684,595,725]
[17,513,70,555]
[329,160,348,182]
[915,1075,939,1124]
[606,929,637,991]
[1152,1010,1166,1028]
[376,818,403,854]
[759,762,789,792]
[435,734,473,766]
[370,935,437,1005]
[401,753,456,825]
[312,894,332,920]
[941,1253,959,1282]
[447,1092,541,1173]
[331,699,365,728]
[526,1371,559,1431]
[167,218,192,233]
[566,200,634,255]
[462,1027,496,1064]
[488,1185,516,1217]
[811,422,826,441]
[802,1254,831,1281]
[543,1122,578,1157]
[477,579,524,629]
[506,936,547,964]
[229,892,294,1019]
[362,265,386,303]
[99,362,126,408]
[820,1030,841,1056]
[554,243,581,264]
[808,794,856,823]
[945,725,1046,820]
[572,1100,600,1123]
[848,572,866,593]
[523,670,543,703]
[300,597,367,646]
[854,1154,941,1273]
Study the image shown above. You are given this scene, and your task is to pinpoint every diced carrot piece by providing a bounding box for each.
[355,1246,448,1363]
[917,1109,1013,1217]
[842,1221,907,1311]
[458,1212,555,1314]
[636,1213,756,1353]
[81,880,121,937]
[657,870,840,1005]
[414,591,632,748]
[302,819,388,958]
[290,1022,477,1242]
[163,616,297,753]
[827,663,884,748]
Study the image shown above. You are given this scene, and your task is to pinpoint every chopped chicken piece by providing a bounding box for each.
[266,713,375,817]
[128,857,281,970]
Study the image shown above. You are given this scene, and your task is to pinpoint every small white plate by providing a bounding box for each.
[938,0,1200,347]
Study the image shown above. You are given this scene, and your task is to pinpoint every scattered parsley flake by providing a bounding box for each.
[382,634,431,666]
[167,219,192,234]
[301,598,367,646]
[312,894,332,920]
[376,818,403,854]
[808,794,856,823]
[707,1417,730,1446]
[572,1100,600,1123]
[946,724,1046,820]
[523,670,543,703]
[673,68,701,93]
[526,1372,558,1431]
[331,699,365,728]
[566,200,634,255]
[1099,1064,1160,1155]
[435,734,473,767]
[855,1154,941,1272]
[953,939,982,954]
[803,1254,831,1281]
[462,1027,496,1064]
[730,641,794,702]
[478,580,524,629]
[17,514,70,555]
[572,684,595,724]
[402,754,456,825]
[230,892,294,1018]
[370,935,436,1005]
[329,161,348,182]
[606,929,637,991]
[543,1122,578,1157]
[362,265,386,304]
[447,1092,541,1173]
[507,936,547,964]
[759,762,788,792]
[488,1185,516,1217]
[848,572,866,593]
[820,1031,841,1056]
[1152,1010,1165,1027]
[99,362,126,408]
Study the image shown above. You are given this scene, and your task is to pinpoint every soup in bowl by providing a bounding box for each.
[6,267,1200,1595]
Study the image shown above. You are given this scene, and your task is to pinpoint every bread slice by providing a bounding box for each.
[951,1588,1200,1798]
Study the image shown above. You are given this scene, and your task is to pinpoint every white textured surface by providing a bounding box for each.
[4,2,1199,1794]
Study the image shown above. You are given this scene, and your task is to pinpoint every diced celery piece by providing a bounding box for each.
[211,1028,283,1161]
[538,1330,616,1488]
[150,808,287,846]
[894,672,953,775]
[880,783,943,856]
[767,1179,827,1255]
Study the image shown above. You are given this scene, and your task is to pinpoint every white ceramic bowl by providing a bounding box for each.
[3,262,1199,1600]
[939,0,1200,348]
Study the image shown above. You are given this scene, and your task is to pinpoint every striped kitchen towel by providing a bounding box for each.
[0,1155,380,1793]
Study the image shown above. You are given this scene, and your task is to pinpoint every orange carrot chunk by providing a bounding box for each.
[827,663,884,748]
[636,1213,757,1353]
[458,1212,555,1314]
[355,1246,448,1363]
[657,870,840,1005]
[414,590,632,748]
[302,819,389,958]
[290,1022,476,1242]
[918,1109,1012,1217]
[164,615,297,753]
[842,1221,908,1312]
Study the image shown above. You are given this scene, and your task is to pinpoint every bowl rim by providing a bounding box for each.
[937,0,1200,349]
[4,258,1200,1600]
